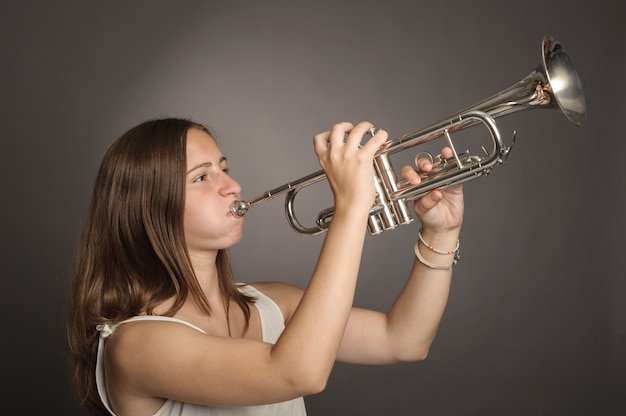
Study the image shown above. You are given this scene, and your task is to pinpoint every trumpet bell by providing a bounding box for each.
[541,36,586,126]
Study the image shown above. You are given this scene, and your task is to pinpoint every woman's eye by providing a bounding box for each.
[193,174,207,183]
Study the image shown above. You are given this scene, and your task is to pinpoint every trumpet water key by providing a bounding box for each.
[230,35,586,236]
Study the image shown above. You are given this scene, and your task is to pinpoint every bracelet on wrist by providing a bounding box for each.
[414,243,454,270]
[414,229,461,270]
[418,228,459,255]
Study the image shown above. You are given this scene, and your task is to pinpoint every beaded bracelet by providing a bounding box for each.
[418,228,460,255]
[414,243,455,270]
[414,229,461,270]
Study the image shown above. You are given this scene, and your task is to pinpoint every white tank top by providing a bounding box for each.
[95,285,307,416]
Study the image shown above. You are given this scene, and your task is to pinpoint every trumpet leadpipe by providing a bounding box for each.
[230,169,326,217]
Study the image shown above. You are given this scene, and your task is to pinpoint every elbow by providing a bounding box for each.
[388,331,437,363]
[299,369,329,396]
[283,363,330,396]
[397,350,429,363]
[303,376,328,396]
[393,345,431,363]
[412,348,430,362]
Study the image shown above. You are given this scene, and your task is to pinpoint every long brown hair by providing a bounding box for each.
[67,117,254,415]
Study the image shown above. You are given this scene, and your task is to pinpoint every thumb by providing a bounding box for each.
[414,189,443,214]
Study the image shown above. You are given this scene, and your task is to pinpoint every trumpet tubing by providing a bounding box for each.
[230,35,586,236]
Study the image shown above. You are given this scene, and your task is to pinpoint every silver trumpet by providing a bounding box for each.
[230,35,586,236]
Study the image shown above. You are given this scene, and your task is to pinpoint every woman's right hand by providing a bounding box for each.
[313,121,388,214]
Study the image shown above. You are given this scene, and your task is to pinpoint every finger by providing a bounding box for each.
[417,157,433,172]
[440,147,453,159]
[414,189,443,212]
[363,127,388,153]
[415,152,434,172]
[344,121,374,150]
[357,124,388,154]
[313,130,331,156]
[401,165,421,185]
[329,121,355,149]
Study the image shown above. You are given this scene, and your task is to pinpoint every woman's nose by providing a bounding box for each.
[220,172,242,196]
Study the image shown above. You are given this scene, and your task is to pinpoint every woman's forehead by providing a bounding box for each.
[186,128,225,165]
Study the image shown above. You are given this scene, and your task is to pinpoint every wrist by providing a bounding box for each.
[414,227,461,270]
[418,226,461,248]
[326,203,370,230]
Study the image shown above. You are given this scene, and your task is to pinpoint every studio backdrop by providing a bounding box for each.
[2,1,624,414]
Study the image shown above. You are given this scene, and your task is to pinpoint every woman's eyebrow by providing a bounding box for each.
[186,157,227,175]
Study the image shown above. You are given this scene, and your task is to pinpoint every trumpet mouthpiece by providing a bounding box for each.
[230,200,250,217]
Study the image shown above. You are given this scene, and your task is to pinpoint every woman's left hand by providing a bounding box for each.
[401,147,464,233]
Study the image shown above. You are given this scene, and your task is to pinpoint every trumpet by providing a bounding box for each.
[230,35,586,236]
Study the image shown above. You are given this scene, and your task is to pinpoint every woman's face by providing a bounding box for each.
[183,128,244,254]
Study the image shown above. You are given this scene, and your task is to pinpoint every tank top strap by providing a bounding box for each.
[96,315,207,339]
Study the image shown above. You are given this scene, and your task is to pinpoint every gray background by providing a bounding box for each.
[2,1,625,415]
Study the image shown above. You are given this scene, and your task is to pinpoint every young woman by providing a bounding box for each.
[67,117,463,416]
